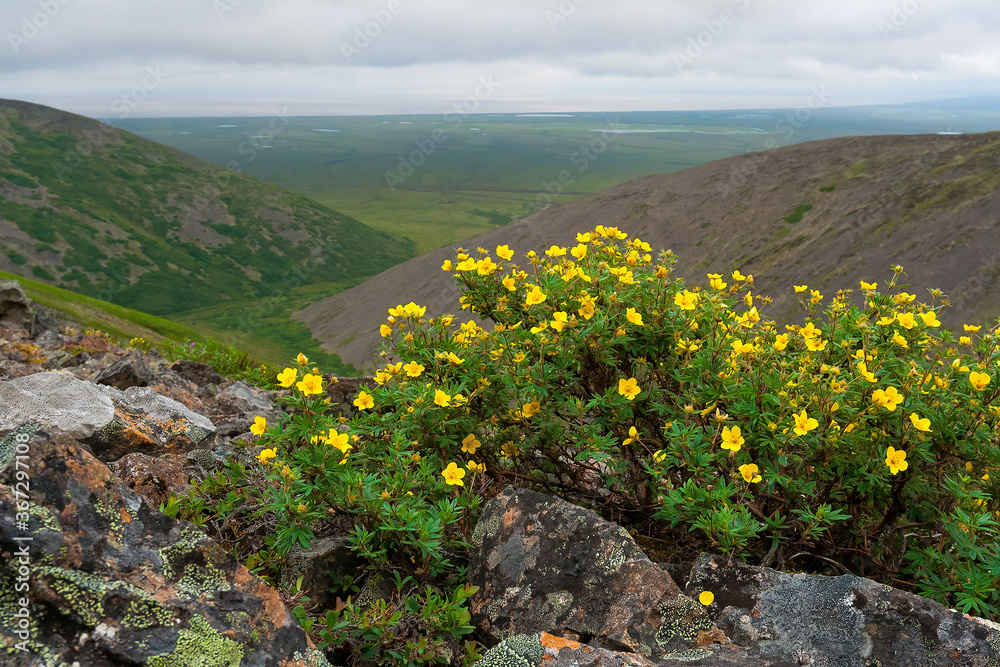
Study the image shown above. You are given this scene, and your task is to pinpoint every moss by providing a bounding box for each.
[146,615,244,667]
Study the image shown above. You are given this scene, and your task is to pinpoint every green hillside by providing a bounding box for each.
[0,99,415,369]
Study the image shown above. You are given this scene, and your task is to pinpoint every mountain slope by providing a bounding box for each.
[0,98,412,328]
[297,132,1000,370]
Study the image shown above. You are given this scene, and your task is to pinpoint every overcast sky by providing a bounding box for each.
[1,0,998,118]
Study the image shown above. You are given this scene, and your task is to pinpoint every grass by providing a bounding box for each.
[784,204,814,224]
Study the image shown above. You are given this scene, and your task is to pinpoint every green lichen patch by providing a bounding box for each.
[0,422,42,471]
[654,596,712,649]
[476,633,544,667]
[158,526,210,580]
[33,566,171,631]
[146,615,244,667]
[174,563,232,600]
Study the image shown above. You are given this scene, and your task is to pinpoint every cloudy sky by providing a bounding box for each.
[1,0,998,118]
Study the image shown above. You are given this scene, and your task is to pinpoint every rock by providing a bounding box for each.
[0,372,216,462]
[94,349,154,389]
[468,487,722,659]
[0,426,330,666]
[111,452,191,509]
[169,359,224,387]
[213,381,280,423]
[0,371,115,440]
[323,376,374,418]
[280,535,362,610]
[689,554,1000,667]
[0,280,32,330]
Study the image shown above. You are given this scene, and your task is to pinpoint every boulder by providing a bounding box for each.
[468,487,724,659]
[0,426,329,666]
[280,535,362,610]
[168,360,224,387]
[689,553,1000,667]
[111,452,191,509]
[0,372,216,461]
[0,280,32,330]
[94,350,154,390]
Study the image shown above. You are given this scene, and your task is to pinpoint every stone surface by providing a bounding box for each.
[0,280,32,330]
[94,350,154,390]
[468,487,720,659]
[168,359,224,387]
[280,536,361,610]
[0,427,329,667]
[111,452,191,509]
[689,554,1000,667]
[0,371,116,440]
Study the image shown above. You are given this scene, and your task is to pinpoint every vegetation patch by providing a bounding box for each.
[784,204,813,224]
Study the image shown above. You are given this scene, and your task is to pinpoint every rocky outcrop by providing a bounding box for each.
[471,488,1000,667]
[0,427,329,666]
[0,371,215,461]
[0,280,32,331]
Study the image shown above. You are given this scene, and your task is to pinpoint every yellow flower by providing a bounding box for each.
[577,232,592,243]
[892,332,908,348]
[970,371,991,391]
[461,434,481,455]
[699,591,715,606]
[277,367,297,388]
[476,257,498,275]
[773,334,789,351]
[250,416,267,436]
[626,308,644,326]
[257,447,277,464]
[530,322,548,334]
[456,258,477,272]
[467,460,486,474]
[872,386,904,411]
[403,361,425,377]
[805,337,828,352]
[522,400,541,418]
[550,311,570,333]
[920,311,941,328]
[708,273,728,290]
[960,336,972,345]
[739,463,762,483]
[618,377,641,400]
[402,302,426,317]
[571,244,587,260]
[496,245,514,261]
[674,290,699,311]
[525,285,547,306]
[545,245,567,257]
[328,431,352,454]
[296,353,309,366]
[441,462,466,486]
[721,426,744,452]
[578,295,597,320]
[909,413,931,432]
[502,276,517,291]
[732,270,746,282]
[731,340,755,355]
[380,324,393,338]
[860,280,878,290]
[965,324,982,332]
[792,409,818,436]
[794,284,808,293]
[353,391,374,410]
[434,389,452,407]
[857,361,877,383]
[876,315,896,326]
[446,352,464,364]
[653,450,667,462]
[896,312,916,329]
[623,426,640,446]
[441,259,453,271]
[885,447,908,475]
[296,373,324,396]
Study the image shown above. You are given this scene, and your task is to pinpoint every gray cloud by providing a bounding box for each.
[0,0,997,116]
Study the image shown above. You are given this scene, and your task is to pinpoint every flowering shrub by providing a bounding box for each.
[184,224,1000,664]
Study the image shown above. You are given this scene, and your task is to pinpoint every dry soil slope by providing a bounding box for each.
[299,132,1000,371]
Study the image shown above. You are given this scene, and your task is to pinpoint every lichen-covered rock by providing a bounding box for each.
[689,554,1000,667]
[0,427,329,667]
[0,371,116,440]
[468,487,725,659]
[110,452,191,509]
[168,360,224,388]
[280,535,361,610]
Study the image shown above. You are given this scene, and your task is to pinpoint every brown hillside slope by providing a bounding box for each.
[298,132,1000,371]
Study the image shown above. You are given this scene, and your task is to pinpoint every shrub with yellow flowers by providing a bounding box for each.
[365,225,1000,619]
